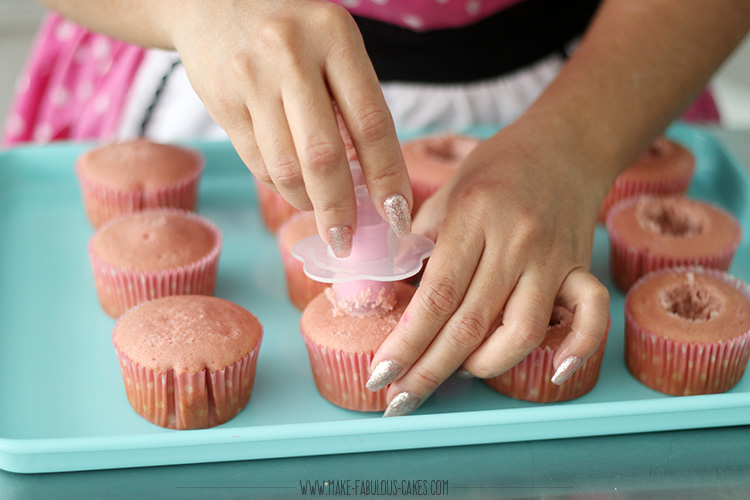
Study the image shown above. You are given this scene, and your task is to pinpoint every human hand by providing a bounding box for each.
[168,0,412,254]
[365,120,611,416]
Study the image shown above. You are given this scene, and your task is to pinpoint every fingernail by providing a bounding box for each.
[454,368,474,379]
[327,225,353,258]
[383,392,421,418]
[383,194,411,237]
[551,355,582,385]
[366,360,403,391]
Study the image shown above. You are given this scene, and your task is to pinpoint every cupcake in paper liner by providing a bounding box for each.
[278,211,329,311]
[89,208,222,318]
[598,137,694,224]
[255,179,301,234]
[300,282,416,412]
[606,195,741,292]
[625,267,750,396]
[485,307,610,403]
[113,295,263,429]
[401,134,479,215]
[76,139,203,228]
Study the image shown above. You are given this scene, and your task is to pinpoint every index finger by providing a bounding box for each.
[325,30,413,238]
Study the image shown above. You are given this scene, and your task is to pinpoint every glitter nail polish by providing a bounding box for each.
[327,225,353,258]
[366,360,403,391]
[383,391,420,417]
[551,355,582,385]
[383,195,411,238]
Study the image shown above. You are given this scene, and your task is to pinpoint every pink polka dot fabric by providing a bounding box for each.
[2,13,145,148]
[331,0,523,31]
[3,5,720,148]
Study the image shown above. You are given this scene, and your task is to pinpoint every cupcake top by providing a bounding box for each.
[90,210,220,271]
[279,211,317,250]
[402,135,479,184]
[114,295,262,373]
[77,139,203,191]
[539,306,574,350]
[618,137,695,183]
[300,282,416,353]
[627,269,750,344]
[606,196,741,259]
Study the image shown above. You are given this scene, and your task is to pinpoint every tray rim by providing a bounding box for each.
[2,122,750,474]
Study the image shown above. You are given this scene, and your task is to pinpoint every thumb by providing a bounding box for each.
[411,187,450,242]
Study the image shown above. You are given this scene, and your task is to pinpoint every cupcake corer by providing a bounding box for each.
[292,161,433,316]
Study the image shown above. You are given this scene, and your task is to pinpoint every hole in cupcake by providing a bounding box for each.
[636,198,705,237]
[421,136,476,163]
[659,279,723,322]
[548,306,572,329]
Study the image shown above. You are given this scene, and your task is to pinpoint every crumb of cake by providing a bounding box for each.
[636,198,705,237]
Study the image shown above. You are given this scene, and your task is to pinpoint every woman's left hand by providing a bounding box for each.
[365,118,612,416]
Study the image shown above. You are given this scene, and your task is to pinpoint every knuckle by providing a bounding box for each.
[449,312,489,350]
[412,367,443,389]
[256,17,296,50]
[351,105,392,143]
[418,279,463,318]
[588,281,610,308]
[313,2,354,33]
[367,161,404,190]
[300,141,344,176]
[271,158,303,189]
[508,318,546,353]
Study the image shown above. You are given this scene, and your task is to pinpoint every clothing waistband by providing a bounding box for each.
[353,0,602,84]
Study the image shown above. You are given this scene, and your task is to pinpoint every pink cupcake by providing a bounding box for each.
[484,307,610,403]
[401,134,479,214]
[76,139,203,228]
[113,295,263,429]
[255,180,301,234]
[89,209,222,318]
[299,282,416,411]
[606,195,741,292]
[625,267,750,396]
[598,137,694,223]
[278,211,329,311]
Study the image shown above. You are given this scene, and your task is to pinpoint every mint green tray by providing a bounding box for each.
[1,124,749,474]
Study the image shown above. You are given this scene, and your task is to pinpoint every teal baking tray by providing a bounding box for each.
[1,123,749,474]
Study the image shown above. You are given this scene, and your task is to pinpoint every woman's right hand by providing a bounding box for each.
[168,0,413,254]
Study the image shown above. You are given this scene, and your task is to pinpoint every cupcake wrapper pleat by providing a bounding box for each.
[484,328,609,403]
[625,322,750,396]
[301,331,386,412]
[77,157,203,228]
[256,179,300,234]
[89,210,222,318]
[625,267,750,395]
[114,335,261,429]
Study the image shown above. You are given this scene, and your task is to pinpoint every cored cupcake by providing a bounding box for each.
[255,180,301,234]
[113,295,263,429]
[401,134,479,214]
[625,267,750,396]
[606,195,741,292]
[598,137,694,223]
[278,211,329,310]
[300,282,416,411]
[89,209,222,318]
[484,307,610,403]
[76,139,203,227]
